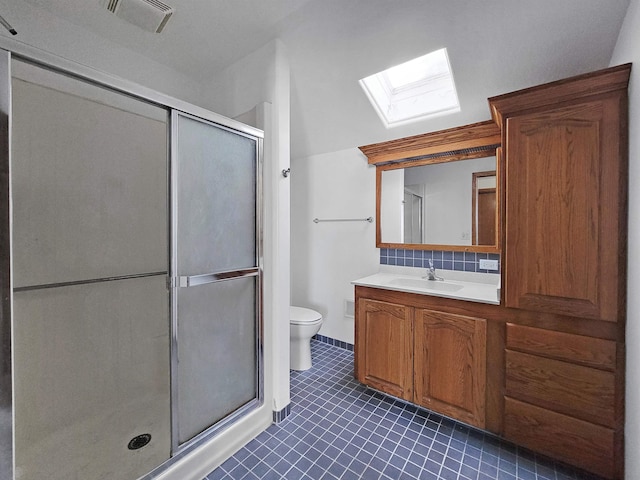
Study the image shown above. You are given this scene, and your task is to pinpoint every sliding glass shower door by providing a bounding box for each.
[4,56,263,480]
[172,112,262,449]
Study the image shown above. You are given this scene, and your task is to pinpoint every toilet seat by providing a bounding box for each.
[290,306,322,325]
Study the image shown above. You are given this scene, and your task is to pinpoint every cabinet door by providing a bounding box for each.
[414,309,486,428]
[355,299,413,400]
[504,95,625,321]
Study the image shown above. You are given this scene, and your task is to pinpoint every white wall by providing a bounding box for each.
[609,1,640,477]
[380,169,404,243]
[290,150,496,346]
[282,0,627,160]
[291,148,378,344]
[406,157,495,245]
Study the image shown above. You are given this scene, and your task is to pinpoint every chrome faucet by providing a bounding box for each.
[424,259,444,281]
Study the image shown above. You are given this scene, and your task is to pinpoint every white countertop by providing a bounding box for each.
[352,266,501,305]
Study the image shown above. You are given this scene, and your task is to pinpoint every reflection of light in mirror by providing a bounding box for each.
[380,156,497,247]
[403,189,423,243]
[381,168,404,244]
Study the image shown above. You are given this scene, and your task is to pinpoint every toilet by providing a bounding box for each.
[290,306,323,371]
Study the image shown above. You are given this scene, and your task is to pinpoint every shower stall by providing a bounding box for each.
[0,50,264,480]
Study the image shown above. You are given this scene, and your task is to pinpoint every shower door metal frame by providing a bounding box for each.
[0,48,12,480]
[403,189,424,244]
[0,44,265,480]
[169,110,264,455]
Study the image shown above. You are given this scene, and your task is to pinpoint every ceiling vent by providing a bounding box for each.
[103,0,174,33]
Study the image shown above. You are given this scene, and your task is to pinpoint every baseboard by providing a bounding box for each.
[272,404,291,424]
[313,334,354,352]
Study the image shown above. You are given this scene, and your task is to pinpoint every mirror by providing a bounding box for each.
[360,120,501,252]
[379,156,497,248]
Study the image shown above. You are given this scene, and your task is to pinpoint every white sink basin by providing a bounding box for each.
[351,265,500,305]
[353,270,500,305]
[387,277,464,292]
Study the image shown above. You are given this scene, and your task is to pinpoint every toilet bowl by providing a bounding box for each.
[290,306,323,371]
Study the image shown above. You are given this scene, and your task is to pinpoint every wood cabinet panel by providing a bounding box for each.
[354,285,502,434]
[504,397,615,479]
[355,298,413,400]
[414,309,486,428]
[489,64,631,125]
[358,120,501,165]
[503,96,624,321]
[505,350,615,427]
[506,323,616,371]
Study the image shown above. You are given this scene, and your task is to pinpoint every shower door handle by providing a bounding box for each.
[178,267,259,288]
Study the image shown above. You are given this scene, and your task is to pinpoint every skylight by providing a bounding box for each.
[359,48,460,128]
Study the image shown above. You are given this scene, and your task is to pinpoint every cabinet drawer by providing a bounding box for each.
[506,323,616,371]
[504,397,614,479]
[505,350,615,427]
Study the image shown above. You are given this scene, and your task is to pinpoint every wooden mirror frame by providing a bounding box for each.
[359,120,502,253]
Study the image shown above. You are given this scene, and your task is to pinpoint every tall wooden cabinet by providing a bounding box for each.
[490,64,629,322]
[488,64,630,479]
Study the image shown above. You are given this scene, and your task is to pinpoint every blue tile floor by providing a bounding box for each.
[205,340,602,480]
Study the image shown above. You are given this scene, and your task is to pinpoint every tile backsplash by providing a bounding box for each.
[380,248,500,274]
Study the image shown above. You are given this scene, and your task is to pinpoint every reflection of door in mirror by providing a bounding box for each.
[472,171,496,246]
[403,188,423,243]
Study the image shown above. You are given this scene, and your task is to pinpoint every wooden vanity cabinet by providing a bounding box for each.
[355,286,494,431]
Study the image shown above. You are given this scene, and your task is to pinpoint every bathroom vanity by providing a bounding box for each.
[355,63,630,480]
[353,271,499,431]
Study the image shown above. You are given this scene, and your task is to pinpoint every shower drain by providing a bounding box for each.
[128,433,152,450]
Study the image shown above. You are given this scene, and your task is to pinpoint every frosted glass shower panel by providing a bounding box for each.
[13,277,171,480]
[176,114,257,274]
[177,276,257,444]
[11,63,168,287]
[173,112,262,449]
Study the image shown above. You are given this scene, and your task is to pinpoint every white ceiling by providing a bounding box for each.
[14,0,633,158]
[20,0,316,82]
